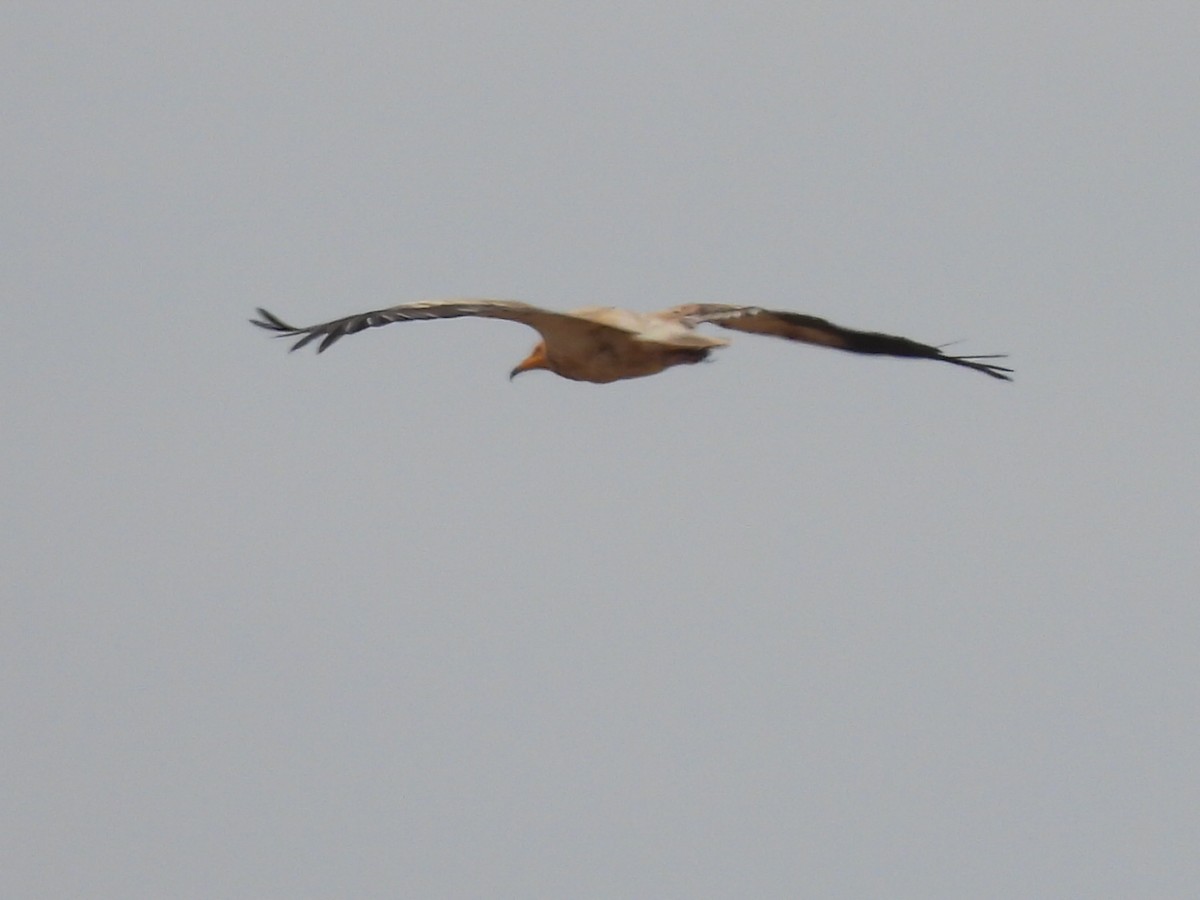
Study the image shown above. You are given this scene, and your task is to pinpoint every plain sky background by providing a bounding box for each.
[4,3,1198,897]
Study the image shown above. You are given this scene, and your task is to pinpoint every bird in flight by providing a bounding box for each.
[251,299,1012,383]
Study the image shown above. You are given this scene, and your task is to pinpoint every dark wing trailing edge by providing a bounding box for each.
[669,304,1014,381]
[249,299,544,353]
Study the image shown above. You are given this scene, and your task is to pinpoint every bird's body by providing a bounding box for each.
[251,298,1012,383]
[511,306,729,383]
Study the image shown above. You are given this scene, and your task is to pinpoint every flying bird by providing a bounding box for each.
[251,299,1012,383]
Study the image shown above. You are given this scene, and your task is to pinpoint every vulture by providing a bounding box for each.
[251,299,1012,383]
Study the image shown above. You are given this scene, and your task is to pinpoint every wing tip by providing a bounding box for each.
[944,354,1014,381]
[251,307,326,353]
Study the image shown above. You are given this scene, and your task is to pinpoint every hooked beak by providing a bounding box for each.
[509,346,548,380]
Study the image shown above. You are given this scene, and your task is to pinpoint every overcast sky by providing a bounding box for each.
[4,3,1198,897]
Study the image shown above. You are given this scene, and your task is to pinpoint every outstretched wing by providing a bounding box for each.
[251,298,572,353]
[665,303,1013,381]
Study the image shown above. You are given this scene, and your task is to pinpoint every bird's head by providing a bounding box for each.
[509,342,550,380]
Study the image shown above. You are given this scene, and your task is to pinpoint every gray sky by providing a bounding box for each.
[4,3,1198,897]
